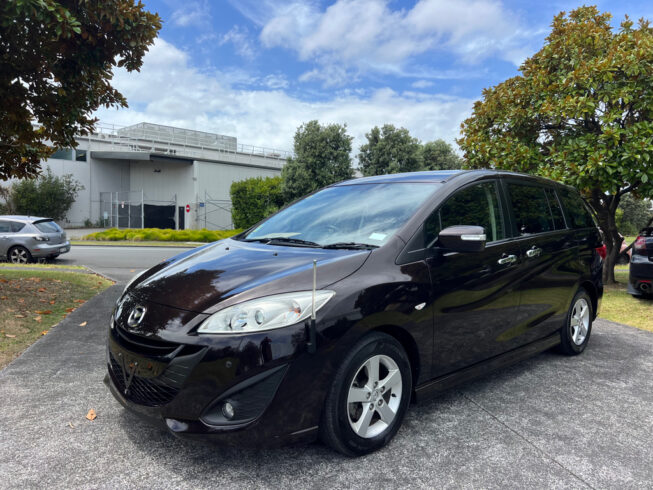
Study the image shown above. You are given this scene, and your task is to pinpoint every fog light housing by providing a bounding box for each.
[222,401,235,420]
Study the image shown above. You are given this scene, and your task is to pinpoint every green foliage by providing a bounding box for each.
[421,139,462,170]
[281,121,353,202]
[457,6,653,282]
[0,0,161,180]
[82,228,241,242]
[617,195,652,235]
[10,168,83,221]
[359,124,422,176]
[230,176,284,229]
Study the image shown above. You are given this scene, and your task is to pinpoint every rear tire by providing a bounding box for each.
[8,246,32,264]
[559,289,593,355]
[319,332,412,456]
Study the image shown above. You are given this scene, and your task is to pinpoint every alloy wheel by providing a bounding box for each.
[570,298,590,345]
[9,248,29,264]
[347,354,402,439]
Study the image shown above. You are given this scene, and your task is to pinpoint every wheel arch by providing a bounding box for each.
[579,280,598,320]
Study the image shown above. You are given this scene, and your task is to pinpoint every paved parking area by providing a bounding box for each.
[1,285,651,489]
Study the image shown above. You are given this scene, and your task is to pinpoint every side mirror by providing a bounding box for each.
[438,226,486,253]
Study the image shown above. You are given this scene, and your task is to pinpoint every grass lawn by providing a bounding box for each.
[0,270,114,369]
[0,262,86,270]
[600,267,653,332]
[70,240,200,247]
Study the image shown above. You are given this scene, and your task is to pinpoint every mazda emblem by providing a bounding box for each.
[127,306,147,327]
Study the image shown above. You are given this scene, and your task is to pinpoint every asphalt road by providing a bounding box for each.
[1,285,652,489]
[58,245,191,282]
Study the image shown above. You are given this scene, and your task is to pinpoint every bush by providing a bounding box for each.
[9,168,83,221]
[82,228,241,242]
[230,176,285,229]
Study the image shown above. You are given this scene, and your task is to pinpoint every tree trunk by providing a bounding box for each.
[591,194,621,285]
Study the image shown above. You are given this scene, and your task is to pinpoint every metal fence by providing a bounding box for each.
[100,190,179,229]
[197,192,234,230]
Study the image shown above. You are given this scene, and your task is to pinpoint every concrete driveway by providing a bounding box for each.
[1,285,651,489]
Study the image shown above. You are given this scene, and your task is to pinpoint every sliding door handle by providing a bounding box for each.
[526,247,542,258]
[497,254,517,265]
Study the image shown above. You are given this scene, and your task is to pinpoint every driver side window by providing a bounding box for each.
[424,181,506,247]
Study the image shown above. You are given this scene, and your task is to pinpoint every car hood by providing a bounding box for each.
[128,238,371,313]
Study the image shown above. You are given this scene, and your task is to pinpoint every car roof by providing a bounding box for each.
[334,169,572,187]
[0,215,53,223]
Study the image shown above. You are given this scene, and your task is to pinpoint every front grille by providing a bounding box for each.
[109,353,180,407]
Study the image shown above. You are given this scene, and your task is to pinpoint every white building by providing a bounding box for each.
[39,122,289,229]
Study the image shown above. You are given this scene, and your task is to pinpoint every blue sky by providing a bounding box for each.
[95,0,653,154]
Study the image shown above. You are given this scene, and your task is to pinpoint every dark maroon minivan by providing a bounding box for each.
[105,170,603,456]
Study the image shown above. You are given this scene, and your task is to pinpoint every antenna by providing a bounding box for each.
[307,259,317,354]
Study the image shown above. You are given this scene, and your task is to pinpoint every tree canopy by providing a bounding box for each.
[281,120,353,202]
[421,139,462,170]
[358,124,422,176]
[457,6,653,282]
[0,0,161,180]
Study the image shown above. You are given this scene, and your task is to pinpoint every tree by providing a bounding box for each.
[617,194,652,236]
[281,120,353,202]
[0,0,161,180]
[358,124,422,176]
[421,139,462,170]
[10,168,83,221]
[230,176,284,229]
[458,6,653,284]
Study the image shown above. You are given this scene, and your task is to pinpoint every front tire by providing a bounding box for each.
[559,289,593,355]
[320,332,412,456]
[8,246,32,264]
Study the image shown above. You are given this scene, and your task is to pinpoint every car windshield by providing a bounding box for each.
[242,183,439,247]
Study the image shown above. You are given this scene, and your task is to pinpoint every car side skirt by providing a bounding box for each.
[414,333,561,403]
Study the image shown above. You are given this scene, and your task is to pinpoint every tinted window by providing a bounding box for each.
[425,181,506,246]
[0,220,10,233]
[50,148,74,160]
[10,222,26,232]
[558,189,596,229]
[508,183,555,236]
[545,188,566,230]
[34,221,61,233]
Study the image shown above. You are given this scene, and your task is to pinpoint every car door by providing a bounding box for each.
[0,220,12,257]
[425,180,524,377]
[503,181,578,344]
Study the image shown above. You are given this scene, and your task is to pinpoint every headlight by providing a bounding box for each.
[198,291,335,334]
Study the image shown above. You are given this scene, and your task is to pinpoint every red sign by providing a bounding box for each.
[186,204,191,213]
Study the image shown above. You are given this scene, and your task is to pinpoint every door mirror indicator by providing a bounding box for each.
[438,226,486,253]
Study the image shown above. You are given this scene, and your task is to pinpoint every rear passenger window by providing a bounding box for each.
[545,189,566,229]
[508,183,555,235]
[558,189,596,229]
[0,221,10,233]
[424,181,506,246]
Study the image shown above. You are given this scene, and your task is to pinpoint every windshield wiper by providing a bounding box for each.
[263,237,321,248]
[322,242,379,250]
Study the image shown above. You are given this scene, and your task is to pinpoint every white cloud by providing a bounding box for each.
[219,26,257,59]
[412,80,434,89]
[171,1,211,28]
[245,0,533,84]
[95,39,474,156]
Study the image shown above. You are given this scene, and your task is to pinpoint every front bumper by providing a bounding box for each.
[31,240,71,258]
[104,316,326,447]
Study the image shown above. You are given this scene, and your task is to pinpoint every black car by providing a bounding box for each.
[628,227,653,298]
[105,170,604,456]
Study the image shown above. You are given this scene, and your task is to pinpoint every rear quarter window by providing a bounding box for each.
[558,189,596,229]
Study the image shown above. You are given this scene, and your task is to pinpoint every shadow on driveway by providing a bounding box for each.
[1,285,651,489]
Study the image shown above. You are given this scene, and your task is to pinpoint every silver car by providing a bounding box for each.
[0,216,71,263]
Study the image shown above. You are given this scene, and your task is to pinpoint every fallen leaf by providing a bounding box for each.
[79,321,87,327]
[0,278,7,283]
[68,422,75,429]
[129,269,135,272]
[14,314,25,318]
[86,409,97,421]
[49,300,55,305]
[41,330,48,335]
[5,334,16,338]
[35,310,52,315]
[0,296,7,300]
[34,316,42,322]
[74,299,85,304]
[65,307,75,313]
[38,287,46,292]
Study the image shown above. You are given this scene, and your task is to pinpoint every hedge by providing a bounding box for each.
[230,176,285,229]
[82,228,241,242]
